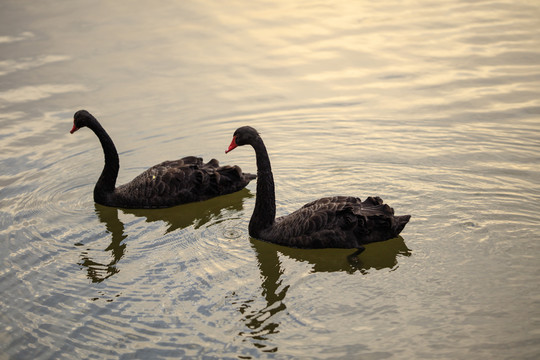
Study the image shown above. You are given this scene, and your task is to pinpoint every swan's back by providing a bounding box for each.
[260,196,410,249]
[113,156,255,208]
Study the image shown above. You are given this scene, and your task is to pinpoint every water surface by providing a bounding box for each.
[1,0,540,359]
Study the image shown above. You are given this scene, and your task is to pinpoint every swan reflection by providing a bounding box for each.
[268,235,412,274]
[77,189,252,283]
[235,237,411,352]
[78,204,127,283]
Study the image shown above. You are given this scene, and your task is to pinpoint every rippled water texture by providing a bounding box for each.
[1,0,540,359]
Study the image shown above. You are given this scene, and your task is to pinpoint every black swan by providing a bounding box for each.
[70,110,255,208]
[225,126,410,257]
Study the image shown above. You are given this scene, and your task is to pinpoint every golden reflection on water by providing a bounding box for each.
[1,0,540,358]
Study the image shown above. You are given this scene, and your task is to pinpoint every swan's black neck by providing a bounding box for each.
[249,135,276,237]
[87,119,119,203]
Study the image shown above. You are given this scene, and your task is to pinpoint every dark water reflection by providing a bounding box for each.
[252,236,411,275]
[77,205,127,283]
[114,188,252,233]
[235,236,411,353]
[78,190,252,283]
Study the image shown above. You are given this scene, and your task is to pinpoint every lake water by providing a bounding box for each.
[1,0,539,359]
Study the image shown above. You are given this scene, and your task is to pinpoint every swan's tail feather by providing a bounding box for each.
[394,215,411,236]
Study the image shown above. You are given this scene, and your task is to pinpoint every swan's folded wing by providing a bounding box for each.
[116,158,255,208]
[265,196,409,249]
[270,198,349,240]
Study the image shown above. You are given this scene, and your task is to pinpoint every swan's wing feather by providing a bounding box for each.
[114,157,255,208]
[269,197,355,242]
[265,196,409,249]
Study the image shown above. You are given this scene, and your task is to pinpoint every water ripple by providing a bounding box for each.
[2,0,540,359]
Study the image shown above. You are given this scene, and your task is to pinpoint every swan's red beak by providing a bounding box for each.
[225,136,237,154]
[70,124,79,134]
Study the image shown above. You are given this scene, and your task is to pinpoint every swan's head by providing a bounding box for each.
[70,110,95,134]
[226,126,260,153]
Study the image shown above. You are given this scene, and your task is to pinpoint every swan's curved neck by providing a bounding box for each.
[249,136,276,237]
[87,119,119,201]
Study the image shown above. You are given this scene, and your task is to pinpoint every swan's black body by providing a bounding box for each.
[226,126,410,255]
[70,110,255,208]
